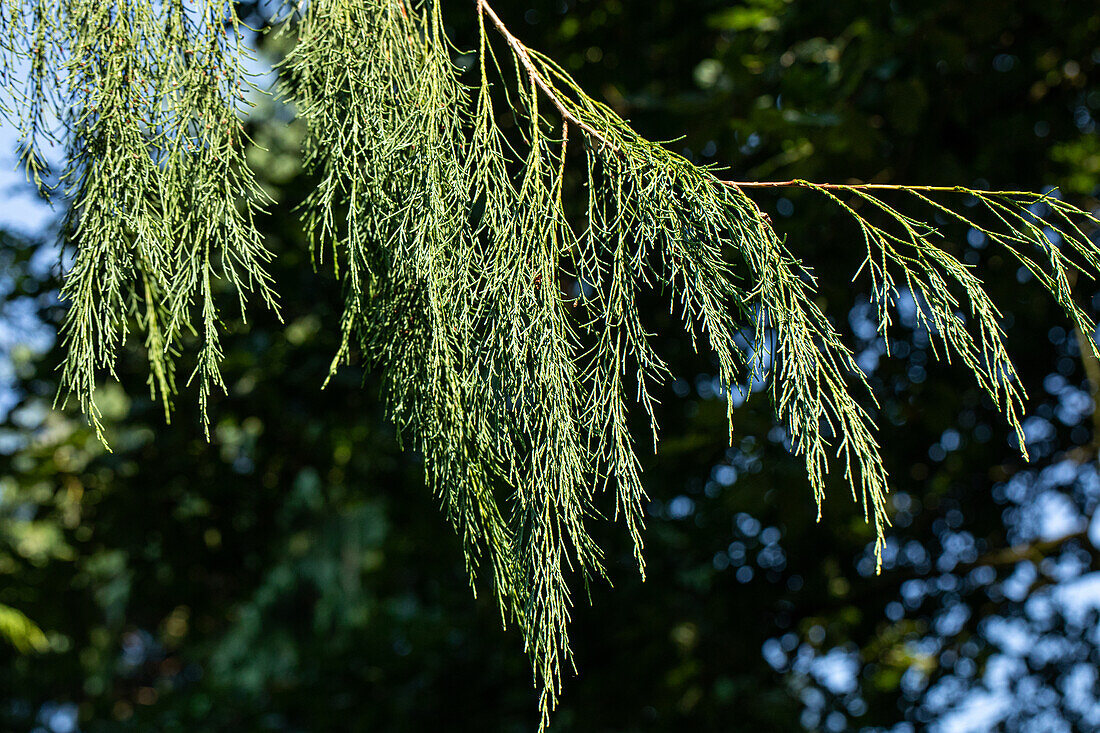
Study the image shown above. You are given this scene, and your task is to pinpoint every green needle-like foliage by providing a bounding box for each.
[2,0,1099,726]
[2,0,279,439]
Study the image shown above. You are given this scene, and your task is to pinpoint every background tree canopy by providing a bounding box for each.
[1,0,1100,731]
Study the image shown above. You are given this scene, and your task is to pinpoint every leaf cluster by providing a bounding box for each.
[1,0,278,439]
[2,0,1099,726]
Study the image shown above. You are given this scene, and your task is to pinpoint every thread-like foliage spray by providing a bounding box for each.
[2,0,1099,726]
[2,0,279,439]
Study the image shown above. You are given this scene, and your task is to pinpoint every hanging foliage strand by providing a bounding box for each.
[2,0,1099,726]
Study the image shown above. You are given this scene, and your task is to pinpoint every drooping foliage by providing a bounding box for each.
[1,0,1098,724]
[1,0,280,438]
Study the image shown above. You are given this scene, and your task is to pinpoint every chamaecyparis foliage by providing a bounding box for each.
[0,0,279,439]
[2,0,1099,725]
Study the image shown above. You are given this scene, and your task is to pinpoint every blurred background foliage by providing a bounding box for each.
[2,0,1100,730]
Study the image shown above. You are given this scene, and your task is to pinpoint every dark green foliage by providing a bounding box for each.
[1,0,1099,726]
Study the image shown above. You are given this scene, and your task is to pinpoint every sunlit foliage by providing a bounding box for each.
[1,0,1098,724]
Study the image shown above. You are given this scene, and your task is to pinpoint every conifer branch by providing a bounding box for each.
[728,179,1028,192]
[477,0,617,155]
[1,2,1099,729]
